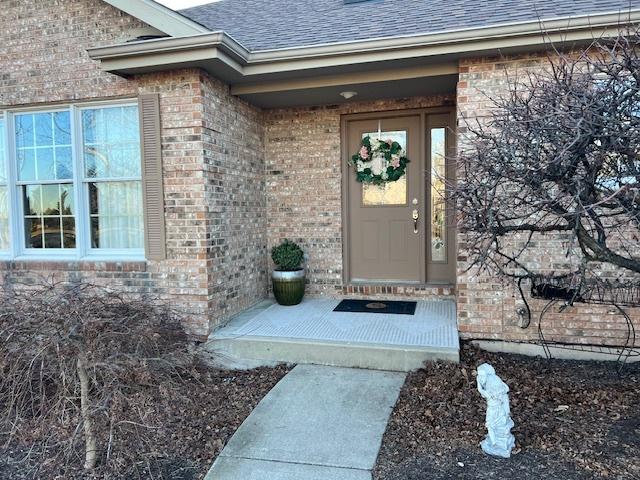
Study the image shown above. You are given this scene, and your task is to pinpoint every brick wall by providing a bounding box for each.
[200,73,268,326]
[457,53,639,348]
[0,0,146,106]
[264,95,456,300]
[5,0,635,348]
[0,0,266,338]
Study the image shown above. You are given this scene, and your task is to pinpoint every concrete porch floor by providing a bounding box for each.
[205,298,459,371]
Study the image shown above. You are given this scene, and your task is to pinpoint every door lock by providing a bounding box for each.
[412,209,419,234]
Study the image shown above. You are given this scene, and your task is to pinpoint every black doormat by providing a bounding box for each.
[333,299,417,315]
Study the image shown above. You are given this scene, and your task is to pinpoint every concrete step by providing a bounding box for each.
[206,334,459,371]
[204,299,459,371]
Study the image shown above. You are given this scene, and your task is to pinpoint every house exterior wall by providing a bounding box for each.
[456,53,639,348]
[3,0,635,349]
[2,68,213,338]
[261,54,639,350]
[200,74,268,324]
[264,96,456,300]
[1,0,145,105]
[0,0,266,338]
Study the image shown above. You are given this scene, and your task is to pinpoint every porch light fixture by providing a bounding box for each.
[340,91,358,99]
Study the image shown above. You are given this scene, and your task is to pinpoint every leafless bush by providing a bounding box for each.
[0,277,196,478]
[455,26,640,287]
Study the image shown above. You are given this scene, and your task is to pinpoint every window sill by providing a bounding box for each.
[79,255,147,263]
[9,255,147,264]
[1,256,149,273]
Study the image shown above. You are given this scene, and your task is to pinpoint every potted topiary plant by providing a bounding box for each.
[271,239,305,306]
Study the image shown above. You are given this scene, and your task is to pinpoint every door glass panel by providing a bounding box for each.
[431,128,447,262]
[361,130,407,206]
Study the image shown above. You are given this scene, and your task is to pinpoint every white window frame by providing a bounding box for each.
[0,99,145,261]
[0,115,10,260]
[77,102,144,260]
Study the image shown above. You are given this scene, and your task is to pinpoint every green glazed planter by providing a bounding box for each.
[272,269,305,306]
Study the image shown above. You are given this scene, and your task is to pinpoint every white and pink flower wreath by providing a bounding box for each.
[349,136,409,185]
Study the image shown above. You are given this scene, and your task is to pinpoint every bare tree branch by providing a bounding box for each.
[455,25,640,286]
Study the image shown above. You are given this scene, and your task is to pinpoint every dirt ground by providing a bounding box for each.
[374,344,640,480]
[0,364,290,480]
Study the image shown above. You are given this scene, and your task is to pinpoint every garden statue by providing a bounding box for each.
[476,363,515,458]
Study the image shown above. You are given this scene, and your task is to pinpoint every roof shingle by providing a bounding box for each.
[180,0,640,51]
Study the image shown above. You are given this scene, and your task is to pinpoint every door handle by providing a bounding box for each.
[412,209,419,234]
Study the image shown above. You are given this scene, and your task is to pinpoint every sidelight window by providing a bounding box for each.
[430,127,447,262]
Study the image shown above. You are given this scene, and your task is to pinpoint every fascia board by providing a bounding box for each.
[102,0,210,37]
[88,9,640,79]
[248,9,640,61]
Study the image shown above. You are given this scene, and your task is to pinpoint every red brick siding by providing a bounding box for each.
[0,0,144,106]
[264,95,456,299]
[199,73,268,325]
[456,54,639,347]
[0,0,267,337]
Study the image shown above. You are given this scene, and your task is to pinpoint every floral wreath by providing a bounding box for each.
[349,136,409,185]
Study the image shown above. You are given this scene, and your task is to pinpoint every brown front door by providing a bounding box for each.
[347,115,423,282]
[345,111,456,284]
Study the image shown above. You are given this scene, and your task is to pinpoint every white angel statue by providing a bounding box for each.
[476,363,516,458]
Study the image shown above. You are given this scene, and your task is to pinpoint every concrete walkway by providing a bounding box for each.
[205,364,406,479]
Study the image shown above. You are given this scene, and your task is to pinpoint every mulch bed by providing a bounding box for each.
[0,364,290,480]
[374,344,640,480]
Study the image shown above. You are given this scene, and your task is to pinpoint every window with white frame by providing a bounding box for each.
[16,110,75,250]
[0,117,8,252]
[81,105,144,251]
[4,102,144,258]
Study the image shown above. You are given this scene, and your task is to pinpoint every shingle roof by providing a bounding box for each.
[179,0,640,51]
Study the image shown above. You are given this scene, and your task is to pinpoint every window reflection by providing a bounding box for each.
[15,111,75,250]
[0,118,7,251]
[431,128,447,262]
[82,105,143,250]
[9,105,143,254]
[361,130,408,206]
[82,106,141,179]
[15,111,72,182]
[22,183,75,249]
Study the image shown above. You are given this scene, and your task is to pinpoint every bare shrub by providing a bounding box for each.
[455,26,640,286]
[0,277,195,478]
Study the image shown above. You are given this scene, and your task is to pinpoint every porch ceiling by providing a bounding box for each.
[235,72,459,109]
